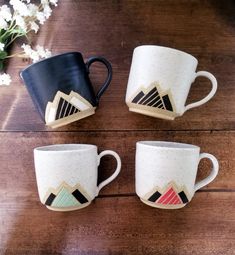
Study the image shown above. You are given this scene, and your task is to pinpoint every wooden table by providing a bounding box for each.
[0,1,234,254]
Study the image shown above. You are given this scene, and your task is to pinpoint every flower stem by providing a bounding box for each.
[5,51,25,58]
[5,34,22,48]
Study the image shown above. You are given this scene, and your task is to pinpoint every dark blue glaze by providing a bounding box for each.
[20,52,112,122]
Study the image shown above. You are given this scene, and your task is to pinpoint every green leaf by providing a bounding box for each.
[0,29,7,37]
[0,51,7,59]
[0,61,4,71]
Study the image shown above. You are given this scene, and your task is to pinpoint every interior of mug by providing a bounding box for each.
[137,141,199,150]
[35,144,96,152]
[134,45,198,62]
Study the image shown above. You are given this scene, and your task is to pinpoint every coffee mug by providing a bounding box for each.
[136,141,219,209]
[126,45,217,120]
[21,52,112,128]
[34,144,121,211]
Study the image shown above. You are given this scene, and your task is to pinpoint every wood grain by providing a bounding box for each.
[0,0,234,131]
[1,193,234,255]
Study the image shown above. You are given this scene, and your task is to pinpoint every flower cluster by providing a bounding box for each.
[0,0,58,36]
[21,43,52,62]
[0,0,58,86]
[0,73,11,86]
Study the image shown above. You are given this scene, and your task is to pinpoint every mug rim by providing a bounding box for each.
[34,144,97,153]
[137,141,200,150]
[134,45,198,63]
[20,51,82,78]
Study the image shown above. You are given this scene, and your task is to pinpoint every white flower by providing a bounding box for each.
[21,43,32,55]
[49,0,58,6]
[22,43,40,62]
[36,11,46,24]
[0,73,12,86]
[43,5,52,19]
[14,15,27,32]
[35,45,45,57]
[41,0,49,5]
[10,0,30,17]
[30,51,40,62]
[21,44,52,63]
[41,0,57,6]
[0,5,12,22]
[29,21,39,33]
[0,17,8,30]
[28,3,38,16]
[0,42,5,51]
[36,45,51,58]
[44,49,52,58]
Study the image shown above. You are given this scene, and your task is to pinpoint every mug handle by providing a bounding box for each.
[96,150,121,196]
[86,56,112,105]
[183,71,217,113]
[194,153,219,192]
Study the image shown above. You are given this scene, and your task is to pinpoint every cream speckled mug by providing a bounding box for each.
[34,144,121,211]
[136,141,219,209]
[126,45,217,120]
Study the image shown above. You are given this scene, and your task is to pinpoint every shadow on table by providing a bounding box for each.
[211,0,235,27]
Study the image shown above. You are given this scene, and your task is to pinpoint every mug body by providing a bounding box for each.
[136,141,200,209]
[34,144,99,211]
[126,46,198,120]
[21,52,97,128]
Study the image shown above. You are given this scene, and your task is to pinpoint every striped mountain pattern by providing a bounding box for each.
[146,182,189,206]
[45,90,94,125]
[44,182,91,208]
[130,82,175,112]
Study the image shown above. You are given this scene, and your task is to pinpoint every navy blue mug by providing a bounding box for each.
[20,52,112,128]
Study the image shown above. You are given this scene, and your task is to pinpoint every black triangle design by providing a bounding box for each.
[45,193,56,206]
[131,86,173,112]
[72,189,89,204]
[55,98,80,120]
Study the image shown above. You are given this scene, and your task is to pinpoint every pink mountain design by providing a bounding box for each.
[156,187,182,205]
[147,183,189,205]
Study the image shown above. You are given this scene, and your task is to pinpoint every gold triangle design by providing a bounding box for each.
[45,90,96,128]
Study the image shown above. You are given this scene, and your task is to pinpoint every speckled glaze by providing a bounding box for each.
[34,144,121,211]
[136,141,219,209]
[126,45,217,119]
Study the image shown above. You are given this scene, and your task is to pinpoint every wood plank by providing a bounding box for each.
[0,131,234,197]
[0,0,235,131]
[1,193,234,255]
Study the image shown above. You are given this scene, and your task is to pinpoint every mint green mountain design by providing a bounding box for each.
[51,186,80,207]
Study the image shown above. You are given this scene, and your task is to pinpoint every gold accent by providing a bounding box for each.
[140,198,186,209]
[43,181,92,205]
[45,91,96,128]
[127,103,176,120]
[46,202,91,212]
[46,108,95,128]
[127,82,178,120]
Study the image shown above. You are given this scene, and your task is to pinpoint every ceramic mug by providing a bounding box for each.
[34,144,121,211]
[21,52,112,128]
[136,141,219,209]
[126,45,217,120]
